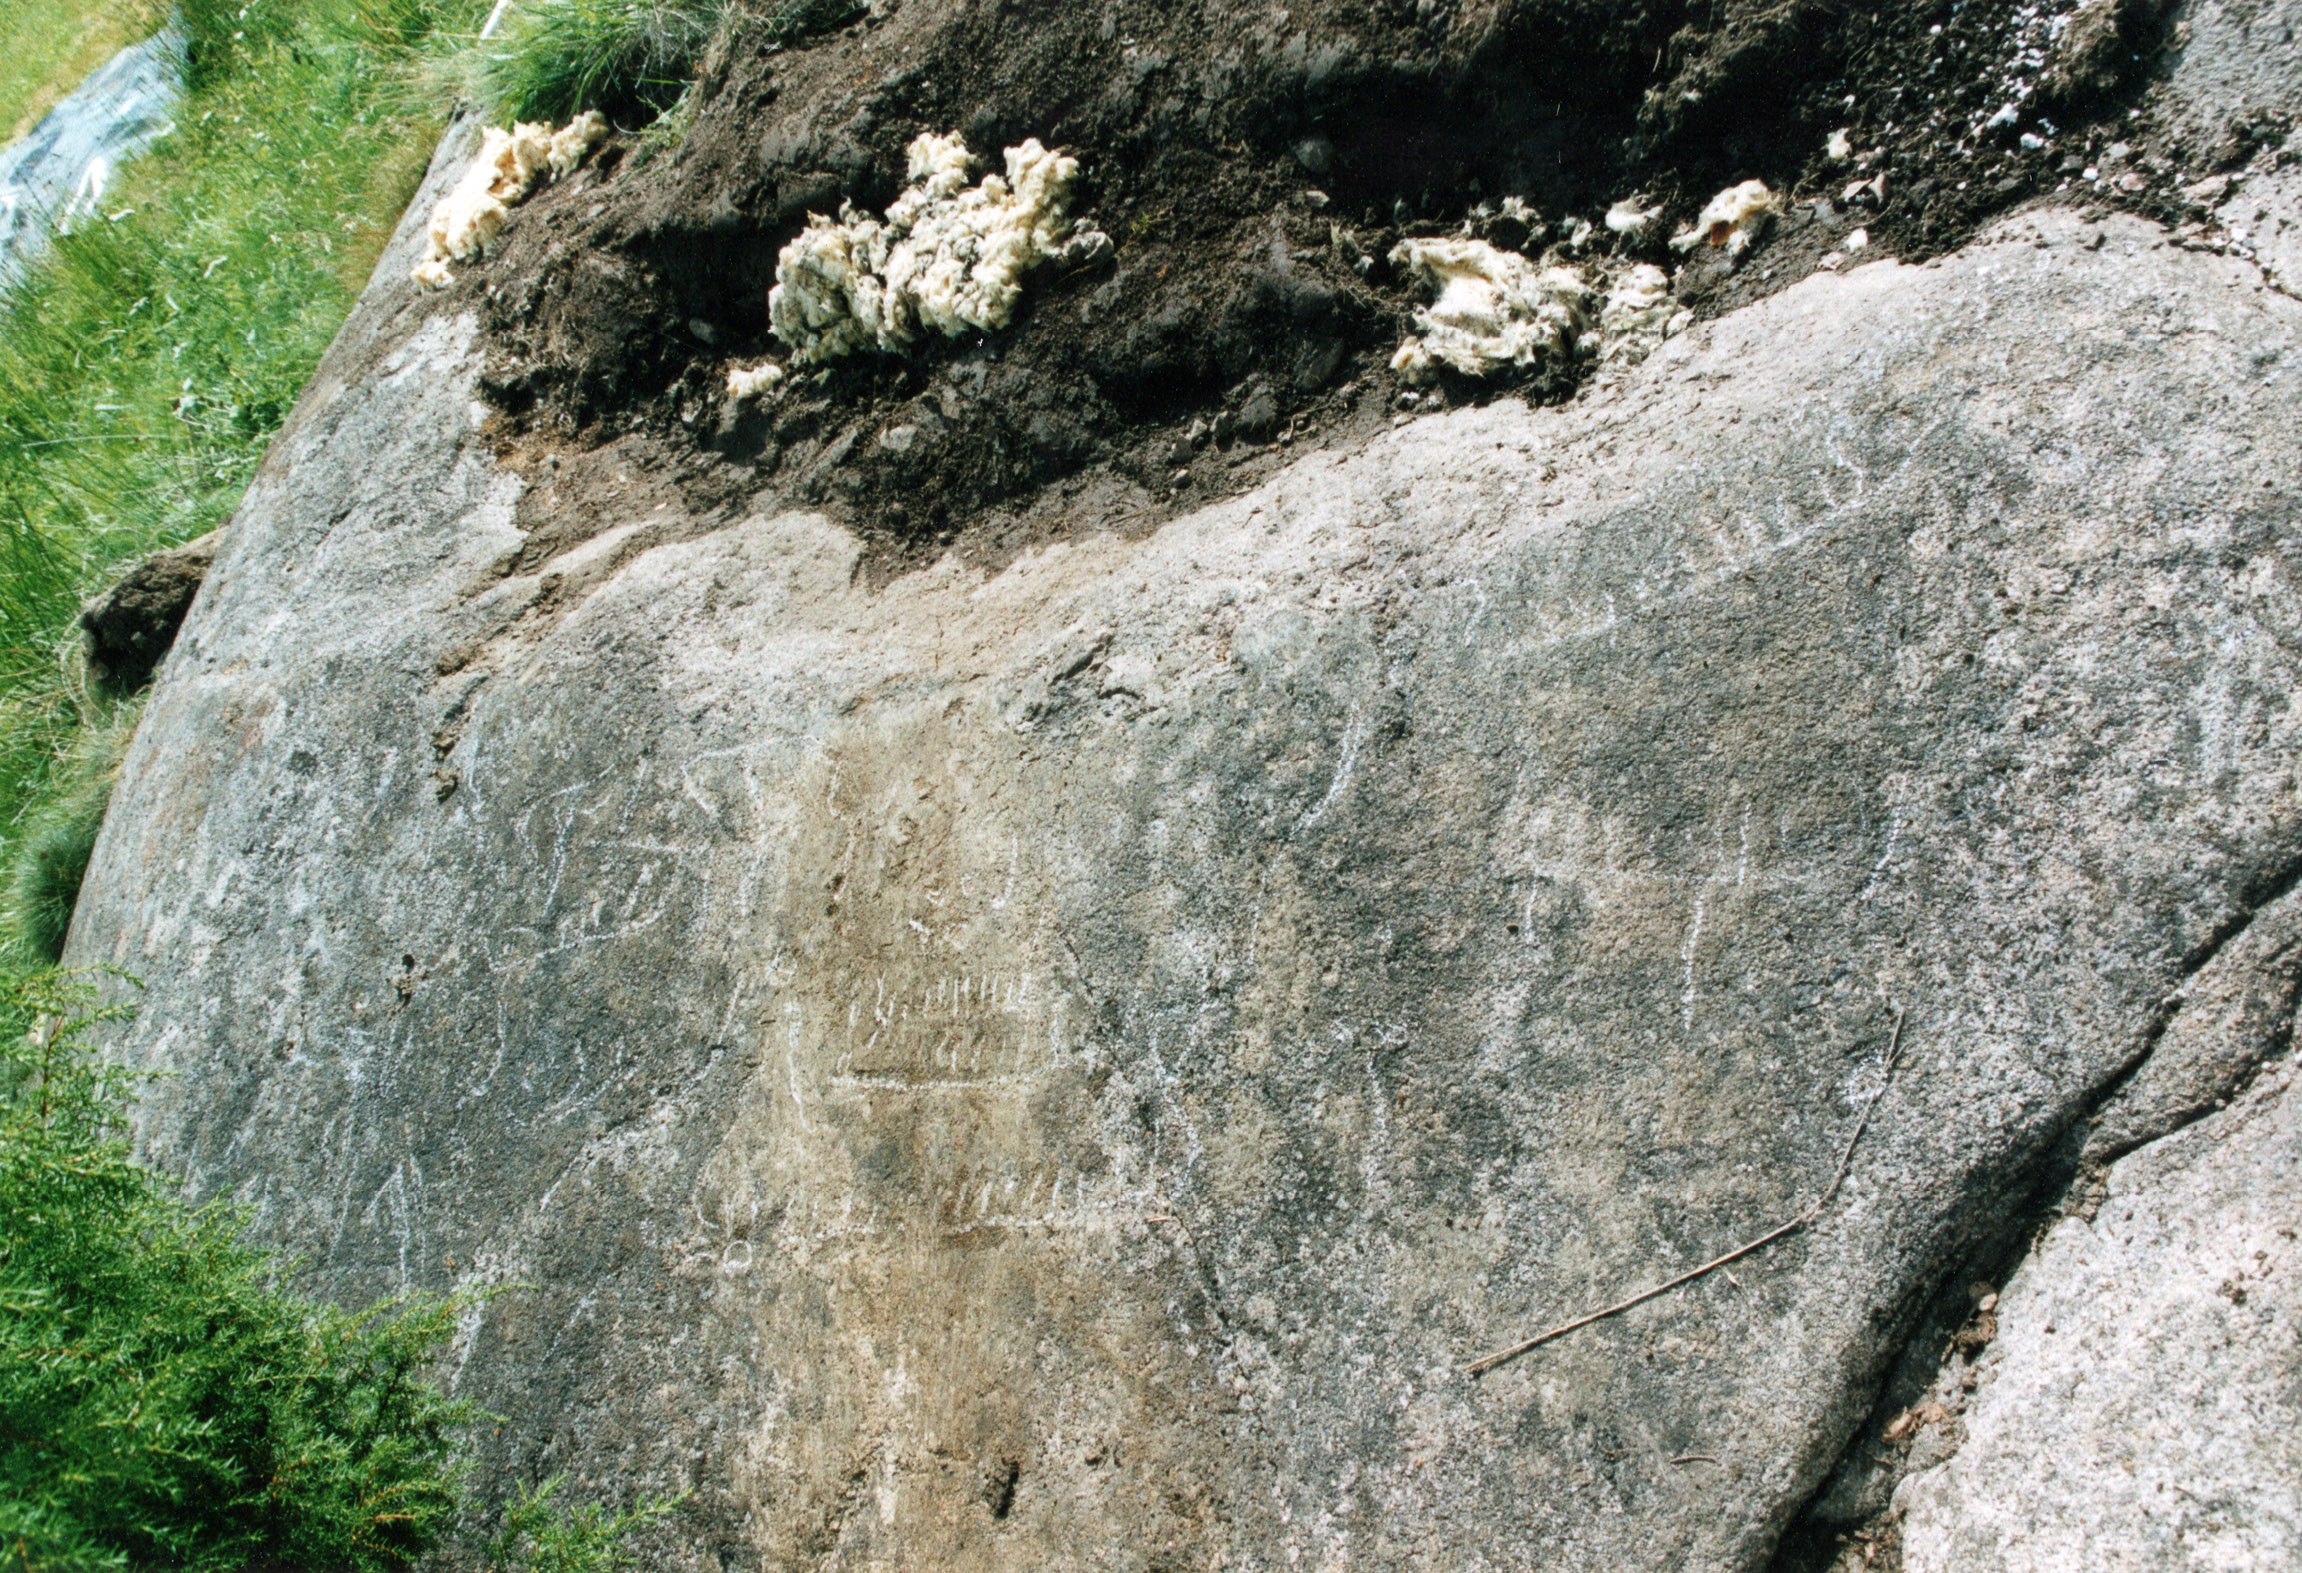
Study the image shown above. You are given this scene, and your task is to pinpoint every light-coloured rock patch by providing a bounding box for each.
[1900,1061,2302,1572]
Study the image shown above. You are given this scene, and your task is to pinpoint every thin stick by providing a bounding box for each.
[1465,1216,1808,1375]
[1813,1006,1909,1215]
[1669,1454,1719,1465]
[1466,1006,1909,1378]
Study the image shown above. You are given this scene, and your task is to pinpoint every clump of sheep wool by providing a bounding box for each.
[1671,179,1782,263]
[411,111,607,290]
[1388,237,1596,383]
[768,132,1107,365]
[1597,263,1692,366]
[726,362,784,400]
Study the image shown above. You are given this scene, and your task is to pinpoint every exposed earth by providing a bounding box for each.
[410,0,2285,582]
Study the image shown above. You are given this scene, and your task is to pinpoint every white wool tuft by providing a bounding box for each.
[1671,179,1781,261]
[412,113,607,291]
[548,111,608,180]
[1387,237,1593,383]
[767,132,1104,365]
[1596,263,1689,366]
[726,361,785,400]
[1605,195,1663,237]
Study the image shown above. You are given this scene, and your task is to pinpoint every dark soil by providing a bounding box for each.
[419,0,2247,581]
[80,530,220,691]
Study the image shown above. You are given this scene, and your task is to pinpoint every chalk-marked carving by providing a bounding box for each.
[691,1152,1169,1268]
[824,968,1062,1086]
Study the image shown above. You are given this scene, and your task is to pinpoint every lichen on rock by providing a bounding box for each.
[767,131,1107,365]
[1389,239,1690,381]
[725,361,784,400]
[1604,193,1664,239]
[1597,262,1690,366]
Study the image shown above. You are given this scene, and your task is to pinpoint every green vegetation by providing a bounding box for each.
[0,971,468,1570]
[0,971,677,1569]
[478,0,730,124]
[471,0,855,128]
[0,0,485,965]
[485,1476,682,1573]
[0,0,158,142]
[0,707,133,966]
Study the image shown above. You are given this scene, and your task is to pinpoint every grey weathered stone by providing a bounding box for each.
[2176,0,2302,291]
[2085,884,2302,1167]
[2164,0,2302,145]
[1899,1058,2302,1571]
[61,9,2302,1564]
[69,194,2302,1567]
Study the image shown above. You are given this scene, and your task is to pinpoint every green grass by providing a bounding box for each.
[469,0,857,128]
[479,0,730,125]
[0,0,488,964]
[0,707,133,965]
[0,0,160,143]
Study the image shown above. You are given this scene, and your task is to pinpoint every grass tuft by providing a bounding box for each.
[6,766,105,963]
[0,709,133,965]
[471,0,861,128]
[480,0,729,125]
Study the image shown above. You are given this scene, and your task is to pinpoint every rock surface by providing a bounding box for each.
[2180,0,2302,291]
[1900,1060,2302,1572]
[66,4,2302,1569]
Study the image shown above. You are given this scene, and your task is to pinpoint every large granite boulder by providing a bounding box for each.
[67,2,2302,1567]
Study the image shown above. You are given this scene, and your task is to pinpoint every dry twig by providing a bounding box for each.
[1467,1006,1909,1378]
